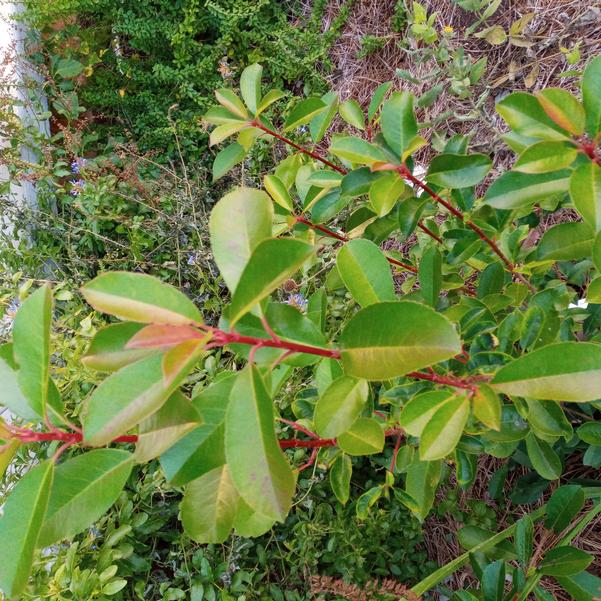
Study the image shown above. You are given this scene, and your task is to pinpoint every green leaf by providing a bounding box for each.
[356,486,382,519]
[330,136,387,165]
[12,285,52,417]
[539,547,593,576]
[314,376,368,438]
[400,390,454,437]
[160,375,235,485]
[472,384,502,431]
[212,142,245,182]
[545,485,585,534]
[338,99,365,130]
[496,92,570,140]
[0,461,54,598]
[368,81,392,121]
[420,394,469,460]
[215,89,248,119]
[256,89,286,116]
[82,322,153,372]
[225,366,295,521]
[209,188,273,294]
[582,55,601,136]
[594,232,601,271]
[229,238,314,325]
[537,222,594,261]
[404,458,441,521]
[283,97,326,132]
[419,245,442,307]
[336,239,395,307]
[0,345,38,420]
[203,106,245,125]
[135,391,202,463]
[337,417,384,455]
[515,515,533,566]
[555,570,601,601]
[83,350,200,446]
[240,63,262,114]
[570,163,601,232]
[181,465,239,544]
[209,121,249,147]
[38,450,133,547]
[307,169,343,188]
[82,272,202,326]
[514,141,577,174]
[369,172,405,217]
[380,91,417,159]
[233,497,275,537]
[491,342,601,402]
[398,196,427,237]
[482,560,505,601]
[264,174,293,212]
[484,170,571,210]
[310,92,339,143]
[526,432,562,480]
[587,277,601,303]
[426,153,492,188]
[339,301,461,380]
[535,88,585,136]
[330,454,352,504]
[56,58,84,78]
[526,400,572,440]
[577,422,601,445]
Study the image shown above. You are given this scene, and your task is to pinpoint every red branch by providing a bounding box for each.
[579,141,601,166]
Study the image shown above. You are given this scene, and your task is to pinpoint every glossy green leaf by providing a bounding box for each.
[426,153,492,188]
[554,570,601,600]
[496,92,570,140]
[380,91,417,159]
[264,174,293,212]
[215,89,249,119]
[82,322,152,372]
[594,232,601,271]
[526,400,573,440]
[587,277,601,303]
[539,547,593,576]
[225,366,295,521]
[570,163,601,232]
[419,245,442,307]
[0,461,53,598]
[256,89,286,116]
[135,391,202,462]
[203,106,245,125]
[420,394,469,460]
[398,196,427,237]
[160,375,235,485]
[229,238,314,325]
[181,465,239,544]
[12,285,52,417]
[545,485,585,534]
[514,515,533,566]
[339,301,461,380]
[336,239,395,307]
[209,121,249,147]
[473,384,502,431]
[369,172,405,217]
[307,169,343,188]
[212,142,245,182]
[82,272,202,326]
[577,422,601,445]
[491,342,601,402]
[330,136,387,165]
[209,188,273,294]
[240,63,262,114]
[583,55,601,136]
[38,450,133,547]
[537,222,594,261]
[404,458,441,521]
[526,432,562,480]
[83,350,198,446]
[338,417,384,456]
[514,141,577,174]
[482,560,505,601]
[283,97,326,132]
[310,92,338,143]
[338,99,365,130]
[484,170,571,210]
[233,497,275,537]
[535,88,585,136]
[400,390,454,437]
[329,454,352,504]
[368,81,392,121]
[356,486,382,519]
[314,376,368,438]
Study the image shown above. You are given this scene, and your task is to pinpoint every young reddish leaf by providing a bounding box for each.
[162,338,207,387]
[535,89,585,136]
[126,324,205,350]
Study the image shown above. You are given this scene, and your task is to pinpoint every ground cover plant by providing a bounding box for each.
[2,53,601,601]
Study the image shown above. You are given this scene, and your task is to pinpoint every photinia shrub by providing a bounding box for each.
[2,57,601,599]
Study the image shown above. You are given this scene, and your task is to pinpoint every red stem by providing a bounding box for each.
[579,141,601,166]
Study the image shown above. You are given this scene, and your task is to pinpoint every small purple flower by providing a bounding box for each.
[70,158,87,174]
[286,293,307,310]
[69,179,85,196]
